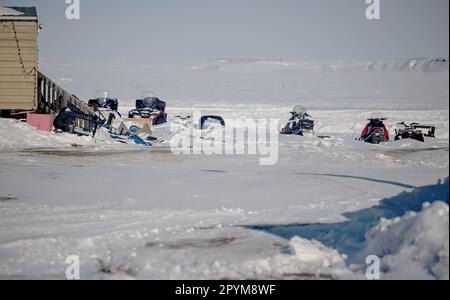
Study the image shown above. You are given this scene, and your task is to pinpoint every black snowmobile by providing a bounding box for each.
[128,92,168,125]
[88,90,119,112]
[395,122,436,143]
[280,106,315,136]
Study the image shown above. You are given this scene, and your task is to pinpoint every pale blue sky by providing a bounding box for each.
[1,0,448,101]
[1,0,448,63]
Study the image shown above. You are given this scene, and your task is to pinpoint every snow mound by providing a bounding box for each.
[0,6,24,16]
[288,236,347,268]
[0,118,130,151]
[247,236,352,279]
[0,119,89,150]
[276,201,449,280]
[360,201,449,280]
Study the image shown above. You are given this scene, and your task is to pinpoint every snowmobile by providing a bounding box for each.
[394,122,436,143]
[88,90,119,112]
[280,105,315,136]
[360,112,389,144]
[127,92,167,126]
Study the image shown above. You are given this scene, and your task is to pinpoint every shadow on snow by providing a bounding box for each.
[296,172,418,189]
[242,176,449,262]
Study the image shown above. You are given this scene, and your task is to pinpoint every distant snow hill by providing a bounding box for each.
[191,58,449,73]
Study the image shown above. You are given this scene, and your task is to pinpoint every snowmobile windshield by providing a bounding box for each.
[369,119,385,127]
[142,97,157,107]
[94,90,108,99]
[94,90,109,106]
[292,105,308,117]
[97,98,107,106]
[141,91,156,99]
[138,97,166,112]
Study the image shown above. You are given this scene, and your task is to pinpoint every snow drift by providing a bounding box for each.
[244,179,449,279]
[191,58,449,74]
[276,199,449,280]
[359,201,449,280]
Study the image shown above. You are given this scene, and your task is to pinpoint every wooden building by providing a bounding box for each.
[0,6,38,111]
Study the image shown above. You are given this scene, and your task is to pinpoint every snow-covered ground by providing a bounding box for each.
[0,59,448,280]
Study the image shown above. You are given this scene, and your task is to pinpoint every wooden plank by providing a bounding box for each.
[0,81,35,89]
[0,22,37,30]
[0,74,35,82]
[0,53,36,61]
[0,46,36,54]
[0,32,36,40]
[0,24,36,31]
[0,60,35,68]
[0,91,35,99]
[0,88,35,96]
[0,95,35,102]
[0,31,37,38]
[0,28,36,36]
[0,101,35,110]
[0,40,36,48]
[0,67,36,75]
[0,39,36,45]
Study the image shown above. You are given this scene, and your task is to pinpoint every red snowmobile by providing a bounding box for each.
[360,113,389,144]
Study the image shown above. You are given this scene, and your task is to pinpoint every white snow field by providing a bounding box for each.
[0,58,448,280]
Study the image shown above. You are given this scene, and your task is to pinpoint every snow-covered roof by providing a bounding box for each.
[0,6,37,20]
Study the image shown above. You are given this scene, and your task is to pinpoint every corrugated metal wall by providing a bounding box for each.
[0,20,37,110]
